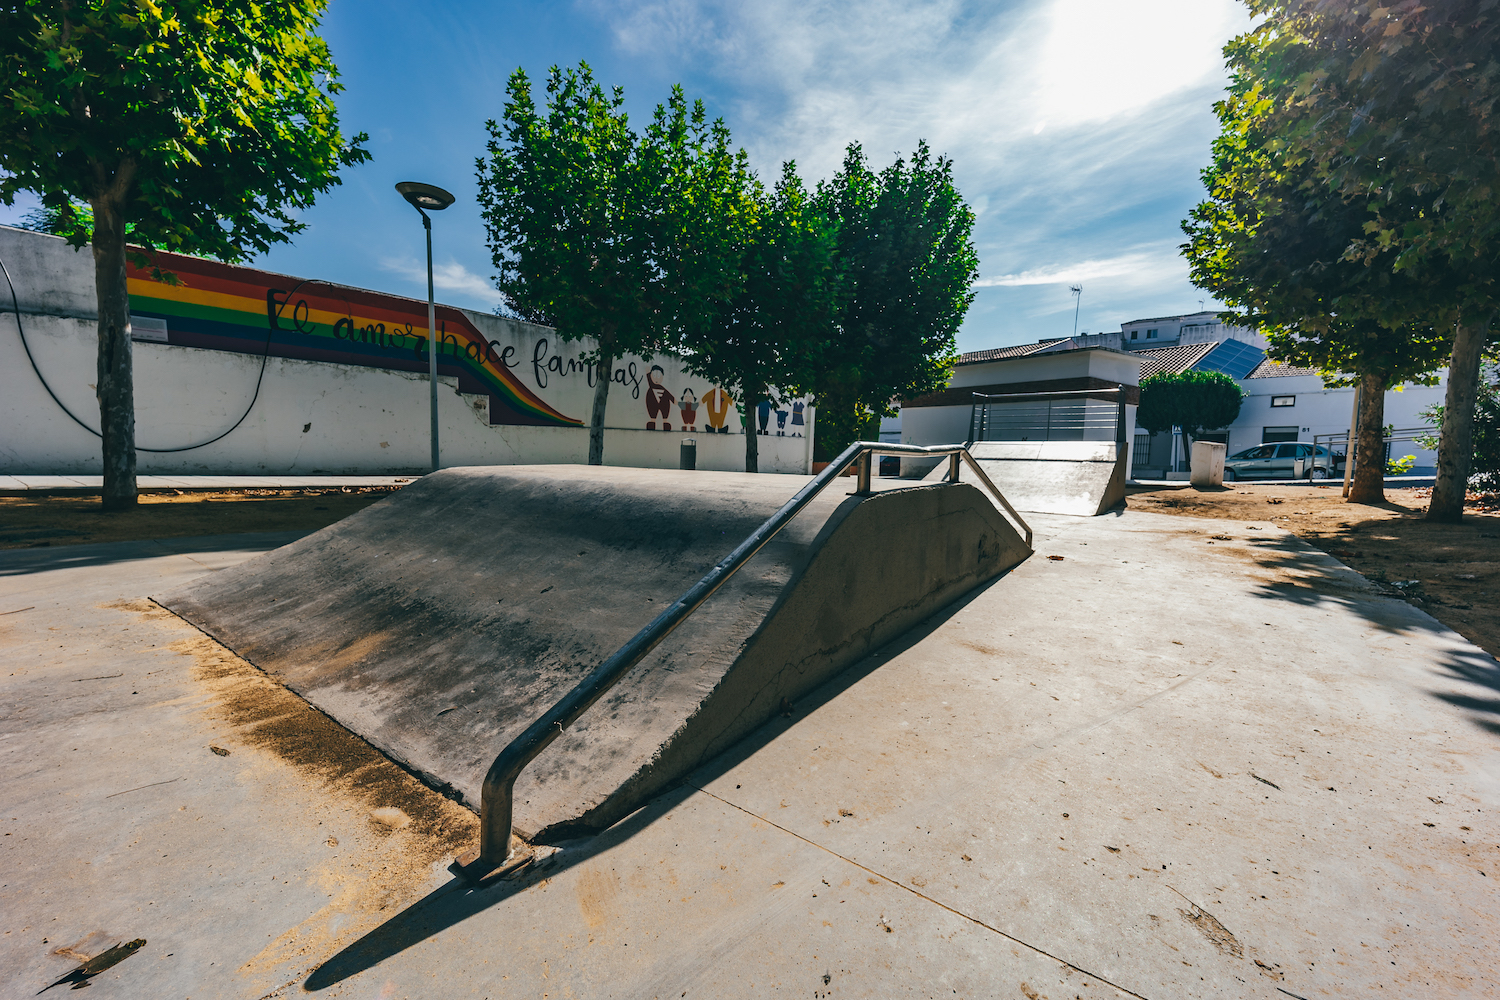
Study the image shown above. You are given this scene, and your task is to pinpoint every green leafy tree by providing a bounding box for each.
[1136,371,1245,458]
[0,1,368,509]
[1239,0,1500,520]
[811,142,977,459]
[477,63,752,466]
[1183,24,1453,502]
[681,162,840,472]
[19,200,160,248]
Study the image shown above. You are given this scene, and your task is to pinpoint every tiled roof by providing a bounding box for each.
[955,342,1052,365]
[1247,358,1321,379]
[1133,342,1217,380]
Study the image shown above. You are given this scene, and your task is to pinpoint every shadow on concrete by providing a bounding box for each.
[1234,530,1500,736]
[303,783,698,991]
[0,531,307,578]
[1428,645,1500,737]
[300,570,1014,991]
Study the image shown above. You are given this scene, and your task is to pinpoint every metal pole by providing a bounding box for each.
[1342,384,1360,498]
[424,211,439,474]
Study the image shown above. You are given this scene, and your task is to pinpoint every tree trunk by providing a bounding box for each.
[91,195,136,510]
[743,382,761,474]
[589,350,613,466]
[1347,371,1387,505]
[1428,316,1493,523]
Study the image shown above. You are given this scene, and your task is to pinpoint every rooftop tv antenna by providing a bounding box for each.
[1069,285,1082,338]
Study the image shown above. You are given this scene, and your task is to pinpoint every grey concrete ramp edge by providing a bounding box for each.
[156,466,1030,843]
[539,481,1030,840]
[920,441,1127,516]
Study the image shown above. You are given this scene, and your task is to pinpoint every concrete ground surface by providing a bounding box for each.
[2,505,1498,998]
[0,475,414,491]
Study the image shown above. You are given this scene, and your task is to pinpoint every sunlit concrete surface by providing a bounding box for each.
[2,508,1496,998]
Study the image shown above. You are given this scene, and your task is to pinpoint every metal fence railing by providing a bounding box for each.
[968,389,1127,445]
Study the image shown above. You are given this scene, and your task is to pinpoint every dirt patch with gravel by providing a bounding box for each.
[1127,483,1500,660]
[0,486,405,549]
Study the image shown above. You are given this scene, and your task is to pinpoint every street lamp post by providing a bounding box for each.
[395,181,456,473]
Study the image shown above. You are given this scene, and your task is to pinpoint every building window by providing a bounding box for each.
[1147,329,1158,339]
[1262,425,1299,443]
[1271,395,1295,407]
[1130,330,1138,340]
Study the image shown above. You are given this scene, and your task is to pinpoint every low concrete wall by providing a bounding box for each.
[0,226,813,475]
[157,466,1030,840]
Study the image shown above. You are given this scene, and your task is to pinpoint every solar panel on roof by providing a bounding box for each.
[1192,339,1265,379]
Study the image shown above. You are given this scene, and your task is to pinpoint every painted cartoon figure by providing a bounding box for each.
[790,400,805,437]
[757,399,772,436]
[645,365,675,431]
[703,387,733,434]
[775,406,788,436]
[678,387,699,432]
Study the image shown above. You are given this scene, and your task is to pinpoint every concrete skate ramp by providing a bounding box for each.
[158,465,1029,840]
[923,441,1126,516]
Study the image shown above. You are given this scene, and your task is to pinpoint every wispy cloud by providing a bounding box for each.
[977,245,1187,288]
[592,0,1250,344]
[379,257,498,302]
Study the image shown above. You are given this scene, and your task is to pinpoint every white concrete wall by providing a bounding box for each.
[0,226,814,475]
[948,347,1139,389]
[1120,311,1266,349]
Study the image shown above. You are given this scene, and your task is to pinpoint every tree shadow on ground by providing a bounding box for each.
[301,570,1012,991]
[1235,529,1500,738]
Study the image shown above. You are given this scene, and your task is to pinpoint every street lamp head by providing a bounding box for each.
[395,181,456,212]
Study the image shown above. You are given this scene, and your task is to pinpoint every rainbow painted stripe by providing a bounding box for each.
[126,253,581,427]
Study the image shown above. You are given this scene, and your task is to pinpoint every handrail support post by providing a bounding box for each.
[855,451,873,494]
[947,452,961,482]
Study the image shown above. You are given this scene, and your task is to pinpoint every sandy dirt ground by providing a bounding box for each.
[0,486,401,550]
[1128,482,1500,660]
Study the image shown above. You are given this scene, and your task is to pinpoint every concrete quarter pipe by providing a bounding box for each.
[922,441,1127,517]
[158,465,1031,841]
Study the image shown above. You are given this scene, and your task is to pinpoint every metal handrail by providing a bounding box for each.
[470,439,1032,872]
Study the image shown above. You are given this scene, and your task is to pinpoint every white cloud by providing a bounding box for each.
[379,256,498,302]
[977,245,1186,287]
[588,0,1252,346]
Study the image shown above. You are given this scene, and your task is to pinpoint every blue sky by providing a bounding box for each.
[2,0,1255,353]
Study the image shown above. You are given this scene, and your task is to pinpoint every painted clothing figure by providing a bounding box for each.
[775,407,788,436]
[790,400,805,437]
[678,387,699,432]
[757,399,772,436]
[703,387,733,434]
[645,365,674,431]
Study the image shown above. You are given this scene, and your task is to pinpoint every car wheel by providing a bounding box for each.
[1309,467,1328,480]
[1222,468,1236,482]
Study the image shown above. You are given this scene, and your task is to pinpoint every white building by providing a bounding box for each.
[884,310,1444,479]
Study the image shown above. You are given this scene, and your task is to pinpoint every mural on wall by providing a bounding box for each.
[703,387,733,433]
[126,253,580,427]
[125,249,807,438]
